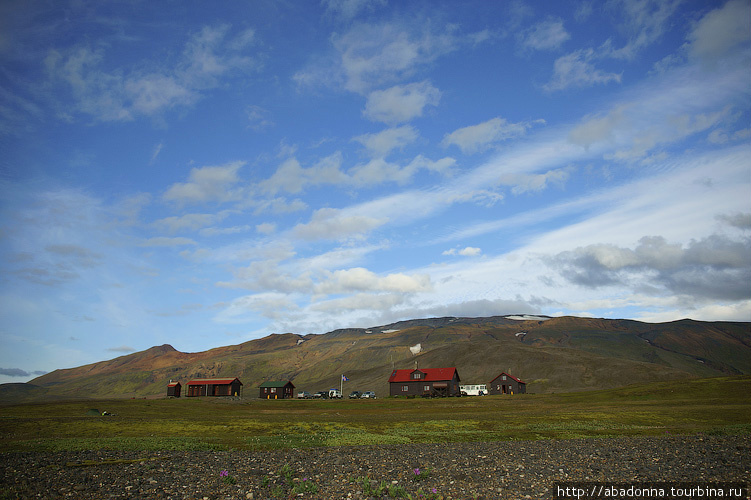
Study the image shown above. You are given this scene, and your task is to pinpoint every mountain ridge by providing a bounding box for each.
[5,315,750,403]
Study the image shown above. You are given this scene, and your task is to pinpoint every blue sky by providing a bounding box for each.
[1,0,750,383]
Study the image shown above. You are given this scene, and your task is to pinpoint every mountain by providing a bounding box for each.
[7,315,751,402]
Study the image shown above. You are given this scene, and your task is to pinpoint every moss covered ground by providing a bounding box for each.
[1,376,748,452]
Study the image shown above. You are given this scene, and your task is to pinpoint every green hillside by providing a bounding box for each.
[5,315,748,403]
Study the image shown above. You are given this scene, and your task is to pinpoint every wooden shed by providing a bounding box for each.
[488,372,526,395]
[388,367,461,397]
[186,378,243,397]
[166,381,181,397]
[258,380,295,399]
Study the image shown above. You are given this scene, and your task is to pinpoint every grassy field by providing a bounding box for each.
[1,376,749,453]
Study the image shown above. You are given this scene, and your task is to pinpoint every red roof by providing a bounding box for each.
[167,382,181,387]
[388,367,458,383]
[186,378,243,386]
[491,372,525,384]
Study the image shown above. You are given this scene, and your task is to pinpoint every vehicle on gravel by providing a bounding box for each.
[361,391,376,399]
[313,391,328,399]
[348,391,361,399]
[328,389,342,399]
[297,391,312,399]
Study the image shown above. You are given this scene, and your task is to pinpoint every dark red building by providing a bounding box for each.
[258,380,295,399]
[166,381,181,397]
[488,372,526,395]
[186,378,243,397]
[388,367,461,397]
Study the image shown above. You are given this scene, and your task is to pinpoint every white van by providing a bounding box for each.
[328,389,342,399]
[459,384,487,396]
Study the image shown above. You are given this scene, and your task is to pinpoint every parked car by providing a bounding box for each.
[313,391,328,399]
[361,391,376,399]
[297,391,312,399]
[328,389,342,399]
[348,391,361,399]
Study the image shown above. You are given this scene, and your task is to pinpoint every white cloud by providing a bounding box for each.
[520,19,570,51]
[150,142,163,164]
[450,189,505,208]
[44,25,259,122]
[604,0,682,60]
[245,104,273,130]
[293,207,388,241]
[353,125,418,157]
[443,247,482,257]
[295,21,458,93]
[688,0,751,62]
[217,260,314,293]
[544,48,622,91]
[215,292,299,323]
[442,117,544,154]
[163,161,244,205]
[316,267,432,294]
[252,197,308,215]
[256,223,276,235]
[261,155,346,195]
[364,81,441,124]
[311,292,406,312]
[500,168,571,195]
[568,107,627,149]
[323,0,387,21]
[348,155,455,186]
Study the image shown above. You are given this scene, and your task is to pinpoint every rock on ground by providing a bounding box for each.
[0,434,749,499]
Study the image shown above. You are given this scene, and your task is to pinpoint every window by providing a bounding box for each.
[402,385,409,392]
[502,375,507,380]
[271,387,276,393]
[413,372,421,379]
[424,385,430,392]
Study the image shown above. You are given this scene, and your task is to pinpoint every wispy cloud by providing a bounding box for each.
[163,161,245,205]
[106,345,136,353]
[544,48,622,91]
[442,117,545,154]
[519,18,570,51]
[43,25,260,122]
[0,367,47,377]
[353,125,419,157]
[363,81,441,124]
[294,20,460,93]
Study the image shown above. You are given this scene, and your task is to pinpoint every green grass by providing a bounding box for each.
[1,376,749,453]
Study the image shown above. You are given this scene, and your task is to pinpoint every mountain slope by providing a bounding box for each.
[12,315,751,401]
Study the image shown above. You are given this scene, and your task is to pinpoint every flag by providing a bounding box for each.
[342,375,349,381]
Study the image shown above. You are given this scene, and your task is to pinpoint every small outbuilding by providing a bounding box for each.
[388,367,461,397]
[186,378,243,397]
[488,372,526,395]
[166,381,181,398]
[258,380,295,399]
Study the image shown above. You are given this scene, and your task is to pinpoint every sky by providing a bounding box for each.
[1,0,750,384]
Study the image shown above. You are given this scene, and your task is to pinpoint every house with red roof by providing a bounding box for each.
[185,378,243,397]
[388,367,461,397]
[488,372,526,395]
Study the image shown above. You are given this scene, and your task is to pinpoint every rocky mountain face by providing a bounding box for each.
[9,315,751,402]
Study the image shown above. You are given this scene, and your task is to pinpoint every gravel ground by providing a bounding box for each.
[1,434,749,499]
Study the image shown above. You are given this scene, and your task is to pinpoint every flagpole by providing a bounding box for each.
[340,374,343,395]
